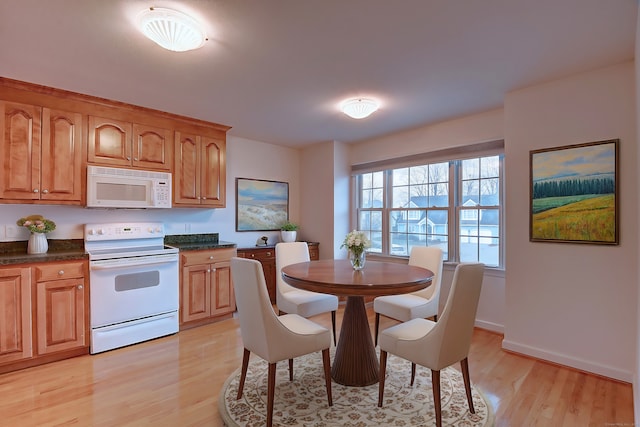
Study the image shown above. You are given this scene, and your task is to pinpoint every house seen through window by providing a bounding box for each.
[356,153,503,268]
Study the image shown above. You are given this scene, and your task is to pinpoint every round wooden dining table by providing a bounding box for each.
[281,259,433,386]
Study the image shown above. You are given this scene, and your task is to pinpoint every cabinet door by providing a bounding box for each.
[35,277,85,355]
[88,115,132,166]
[0,101,41,200]
[200,137,226,207]
[0,267,32,363]
[132,124,172,171]
[211,261,235,316]
[181,264,211,323]
[174,131,201,205]
[41,108,83,202]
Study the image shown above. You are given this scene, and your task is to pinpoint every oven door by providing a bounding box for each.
[89,253,179,328]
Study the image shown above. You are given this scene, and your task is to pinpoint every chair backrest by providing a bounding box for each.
[425,263,484,370]
[231,257,287,360]
[409,246,444,302]
[275,242,310,301]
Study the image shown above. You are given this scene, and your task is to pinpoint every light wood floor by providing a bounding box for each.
[0,305,634,427]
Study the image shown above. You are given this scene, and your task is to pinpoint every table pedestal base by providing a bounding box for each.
[331,296,379,386]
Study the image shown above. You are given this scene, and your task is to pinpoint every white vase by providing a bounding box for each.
[28,232,48,254]
[281,230,297,242]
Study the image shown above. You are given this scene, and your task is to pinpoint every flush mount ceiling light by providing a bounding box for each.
[138,7,207,52]
[341,98,379,119]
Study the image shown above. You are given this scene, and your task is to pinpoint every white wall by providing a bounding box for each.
[348,108,506,333]
[0,135,303,250]
[503,61,637,382]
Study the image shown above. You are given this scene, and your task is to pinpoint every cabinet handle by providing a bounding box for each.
[250,254,255,258]
[127,156,131,160]
[202,197,207,200]
[58,270,64,276]
[42,189,49,194]
[33,189,39,193]
[134,157,138,161]
[209,256,214,260]
[266,252,272,256]
[77,285,83,289]
[207,269,211,273]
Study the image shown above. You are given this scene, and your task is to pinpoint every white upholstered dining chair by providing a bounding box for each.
[275,242,339,345]
[373,246,444,346]
[230,257,333,427]
[377,262,484,427]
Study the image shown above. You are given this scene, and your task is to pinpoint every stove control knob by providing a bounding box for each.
[155,227,162,233]
[148,227,155,234]
[98,228,106,235]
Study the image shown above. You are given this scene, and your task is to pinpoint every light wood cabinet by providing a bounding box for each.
[34,262,87,355]
[88,116,172,171]
[0,261,88,374]
[174,131,226,207]
[0,101,83,203]
[0,267,32,364]
[180,248,236,328]
[237,242,319,304]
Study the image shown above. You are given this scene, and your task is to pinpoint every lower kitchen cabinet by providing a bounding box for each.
[180,247,237,329]
[236,242,319,304]
[0,260,89,374]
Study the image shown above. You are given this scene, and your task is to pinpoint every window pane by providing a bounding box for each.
[429,162,449,183]
[390,232,408,256]
[392,185,409,208]
[369,231,382,253]
[409,165,429,185]
[359,211,371,229]
[480,178,499,205]
[361,189,372,208]
[428,183,449,207]
[462,180,479,200]
[372,171,384,188]
[392,168,409,185]
[462,158,479,179]
[480,156,499,178]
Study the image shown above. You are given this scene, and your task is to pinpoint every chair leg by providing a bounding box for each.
[431,369,442,427]
[374,313,380,346]
[267,362,276,427]
[288,358,293,381]
[410,362,416,386]
[278,310,284,316]
[433,314,438,322]
[460,357,475,413]
[331,310,337,346]
[322,348,333,406]
[377,350,388,407]
[237,348,250,399]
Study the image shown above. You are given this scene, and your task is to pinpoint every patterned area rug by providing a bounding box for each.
[219,350,494,426]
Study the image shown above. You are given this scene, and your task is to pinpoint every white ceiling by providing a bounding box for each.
[0,0,637,147]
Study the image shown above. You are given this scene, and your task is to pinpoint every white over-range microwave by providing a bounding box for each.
[86,165,172,209]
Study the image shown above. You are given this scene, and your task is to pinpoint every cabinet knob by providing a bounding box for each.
[250,254,255,258]
[58,270,64,276]
[202,197,207,200]
[266,252,272,256]
[127,156,131,160]
[207,269,211,273]
[33,189,39,193]
[209,256,214,260]
[77,285,83,289]
[42,189,49,194]
[134,157,138,161]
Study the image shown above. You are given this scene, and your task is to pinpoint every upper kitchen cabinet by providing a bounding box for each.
[88,116,172,171]
[0,101,84,204]
[174,131,227,207]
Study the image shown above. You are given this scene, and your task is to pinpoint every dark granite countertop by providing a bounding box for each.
[165,233,237,251]
[0,239,87,266]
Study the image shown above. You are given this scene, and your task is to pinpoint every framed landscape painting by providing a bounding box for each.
[236,178,289,231]
[530,139,619,244]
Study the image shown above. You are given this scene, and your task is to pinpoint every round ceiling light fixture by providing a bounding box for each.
[341,98,380,119]
[138,7,207,52]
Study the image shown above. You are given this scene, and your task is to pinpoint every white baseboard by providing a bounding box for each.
[502,339,632,383]
[475,319,504,334]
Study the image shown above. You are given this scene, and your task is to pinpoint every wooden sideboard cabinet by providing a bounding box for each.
[237,242,319,304]
[0,260,89,374]
[0,101,84,203]
[180,247,237,329]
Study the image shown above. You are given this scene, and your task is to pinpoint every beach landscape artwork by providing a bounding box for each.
[530,139,618,244]
[236,178,289,231]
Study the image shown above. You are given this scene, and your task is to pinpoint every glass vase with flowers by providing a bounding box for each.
[341,230,371,270]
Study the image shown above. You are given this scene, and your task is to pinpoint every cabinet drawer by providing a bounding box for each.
[35,262,85,282]
[182,248,237,266]
[237,249,275,262]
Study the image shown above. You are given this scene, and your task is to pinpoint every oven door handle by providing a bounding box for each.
[90,255,178,270]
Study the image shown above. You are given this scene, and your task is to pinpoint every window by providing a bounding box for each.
[355,152,504,268]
